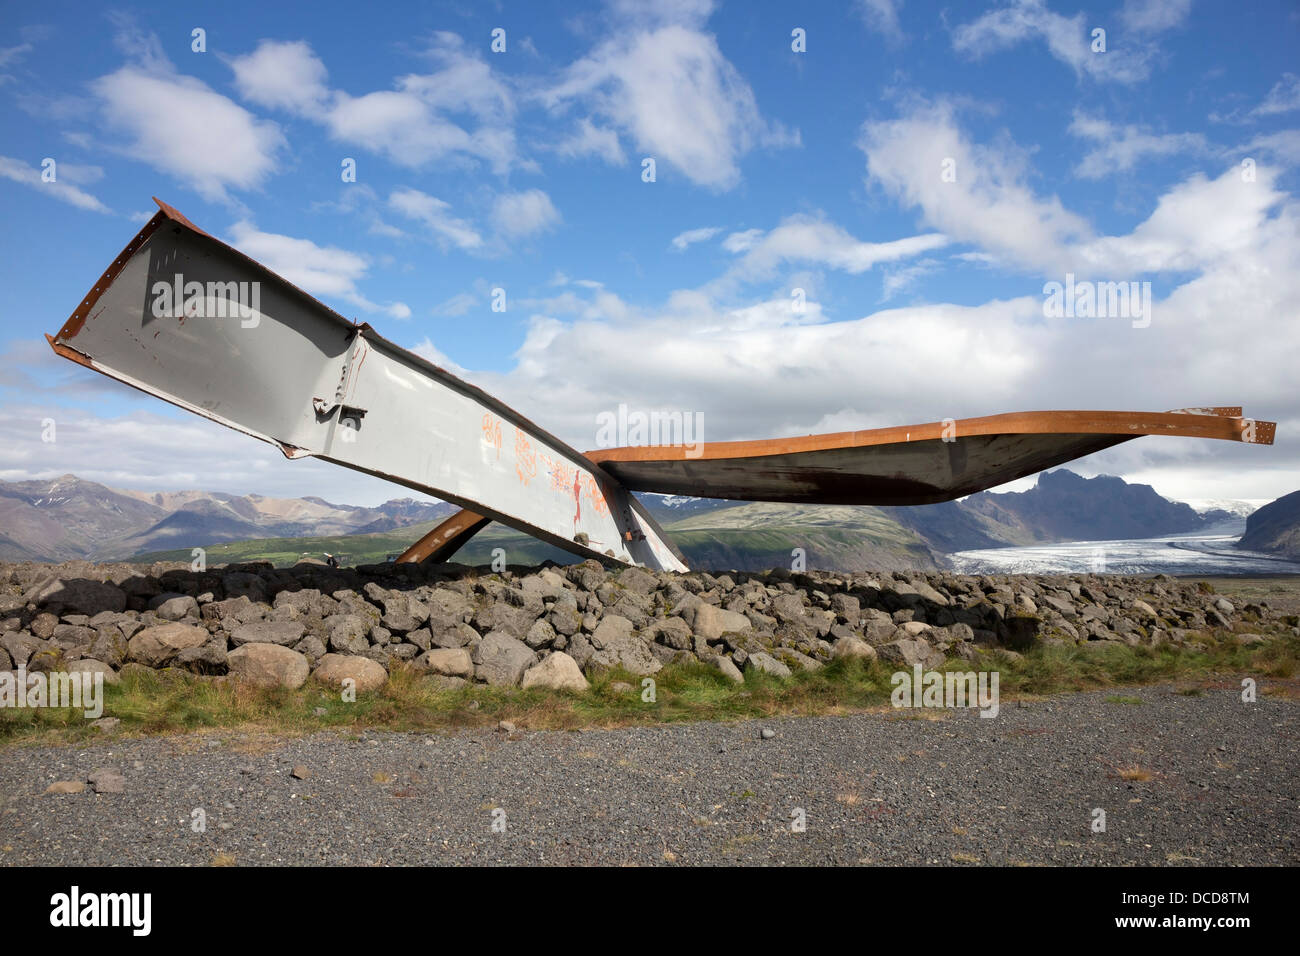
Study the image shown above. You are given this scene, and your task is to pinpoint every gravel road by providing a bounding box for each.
[2,681,1296,866]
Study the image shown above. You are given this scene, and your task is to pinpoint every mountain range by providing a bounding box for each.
[1,469,1287,571]
[629,469,1246,571]
[1237,490,1300,559]
[0,474,452,562]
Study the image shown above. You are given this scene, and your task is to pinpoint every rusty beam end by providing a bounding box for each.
[396,508,493,564]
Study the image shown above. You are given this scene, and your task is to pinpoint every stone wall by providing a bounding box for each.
[1,559,1291,693]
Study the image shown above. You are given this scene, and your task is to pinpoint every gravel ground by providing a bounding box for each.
[1,681,1296,866]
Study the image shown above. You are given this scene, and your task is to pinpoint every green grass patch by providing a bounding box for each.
[3,630,1296,747]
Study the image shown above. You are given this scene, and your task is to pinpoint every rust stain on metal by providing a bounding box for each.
[584,408,1274,466]
[150,196,216,239]
[396,509,491,564]
[45,337,97,371]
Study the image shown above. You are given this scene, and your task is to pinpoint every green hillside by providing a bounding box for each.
[132,521,445,567]
[132,499,939,571]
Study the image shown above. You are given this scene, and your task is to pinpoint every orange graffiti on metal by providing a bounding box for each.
[482,413,502,459]
[540,453,574,495]
[515,427,537,485]
[583,474,609,516]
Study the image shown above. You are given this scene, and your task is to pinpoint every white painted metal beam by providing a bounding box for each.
[49,200,687,571]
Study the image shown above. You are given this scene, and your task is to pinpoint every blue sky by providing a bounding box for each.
[1,0,1298,506]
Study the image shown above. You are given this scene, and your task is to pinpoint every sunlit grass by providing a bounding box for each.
[2,629,1295,747]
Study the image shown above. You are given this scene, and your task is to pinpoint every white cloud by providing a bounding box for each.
[466,290,1049,455]
[544,14,796,189]
[861,102,1091,273]
[1242,130,1300,167]
[0,155,111,213]
[880,257,942,300]
[54,163,105,184]
[1252,73,1300,118]
[721,228,763,253]
[553,118,626,165]
[83,20,284,202]
[1120,0,1193,33]
[0,43,32,67]
[858,0,904,41]
[228,35,518,173]
[16,8,1299,507]
[0,41,32,82]
[862,100,1293,280]
[0,402,416,506]
[1211,74,1300,125]
[387,187,484,251]
[317,183,408,239]
[227,39,330,113]
[670,226,722,251]
[952,0,1151,83]
[492,189,561,238]
[92,66,285,203]
[724,215,948,279]
[410,337,471,378]
[431,292,477,317]
[1077,165,1289,274]
[225,220,408,318]
[1068,111,1208,178]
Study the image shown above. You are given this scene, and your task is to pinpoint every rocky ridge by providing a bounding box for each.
[1,559,1293,693]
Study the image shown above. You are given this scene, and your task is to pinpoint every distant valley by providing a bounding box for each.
[1,469,1289,572]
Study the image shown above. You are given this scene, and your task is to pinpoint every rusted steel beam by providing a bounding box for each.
[396,509,491,564]
[584,409,1274,506]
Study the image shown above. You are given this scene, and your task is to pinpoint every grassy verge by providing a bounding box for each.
[3,629,1296,748]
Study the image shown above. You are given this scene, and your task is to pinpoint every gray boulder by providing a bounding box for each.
[127,623,210,667]
[313,654,388,693]
[231,620,305,647]
[591,614,634,649]
[651,616,694,650]
[588,631,662,676]
[413,647,474,678]
[153,595,199,621]
[692,604,752,643]
[2,632,42,668]
[327,614,371,655]
[174,639,228,672]
[67,658,120,685]
[431,622,478,649]
[877,638,944,669]
[712,655,744,683]
[378,592,429,633]
[520,652,589,692]
[471,631,535,686]
[831,636,877,661]
[227,643,309,689]
[745,652,792,678]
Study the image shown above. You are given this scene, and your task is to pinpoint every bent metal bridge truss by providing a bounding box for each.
[48,200,1276,572]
